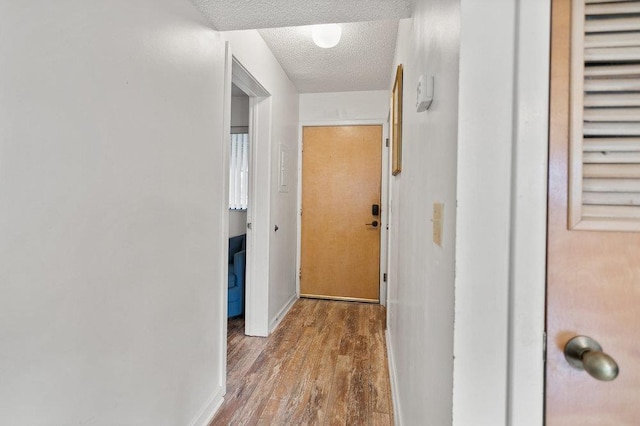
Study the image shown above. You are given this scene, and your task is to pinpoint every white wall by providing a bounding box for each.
[228,210,247,238]
[231,95,250,128]
[0,1,228,424]
[299,90,389,122]
[221,31,300,331]
[229,95,249,238]
[385,1,460,424]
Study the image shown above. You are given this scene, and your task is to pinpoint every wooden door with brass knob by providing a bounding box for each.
[300,125,382,302]
[546,1,640,424]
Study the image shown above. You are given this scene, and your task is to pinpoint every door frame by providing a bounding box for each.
[506,1,551,423]
[452,0,550,424]
[229,56,272,337]
[296,120,389,305]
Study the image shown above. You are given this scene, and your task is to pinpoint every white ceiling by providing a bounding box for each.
[259,21,399,93]
[192,0,413,30]
[192,0,412,93]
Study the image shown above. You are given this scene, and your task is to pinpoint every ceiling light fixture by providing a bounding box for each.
[312,24,342,48]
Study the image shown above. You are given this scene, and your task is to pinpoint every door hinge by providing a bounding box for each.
[543,331,547,361]
[383,273,387,282]
[386,138,389,147]
[299,268,302,280]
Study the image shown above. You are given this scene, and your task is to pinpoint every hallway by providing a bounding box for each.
[211,299,393,425]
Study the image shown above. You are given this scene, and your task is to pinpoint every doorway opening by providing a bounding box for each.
[226,56,272,340]
[223,54,273,396]
[298,125,387,303]
[227,82,249,326]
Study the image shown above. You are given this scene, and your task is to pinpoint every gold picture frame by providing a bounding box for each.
[391,64,403,175]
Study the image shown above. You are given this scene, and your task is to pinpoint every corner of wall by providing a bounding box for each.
[189,386,225,426]
[386,330,403,426]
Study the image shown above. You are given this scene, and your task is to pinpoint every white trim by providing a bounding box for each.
[384,111,393,309]
[385,330,403,426]
[453,0,549,424]
[454,0,517,423]
[269,293,298,333]
[379,123,390,307]
[189,386,225,426]
[296,122,303,299]
[219,41,233,397]
[230,57,272,338]
[245,96,272,337]
[507,0,550,424]
[231,58,269,98]
[296,119,389,305]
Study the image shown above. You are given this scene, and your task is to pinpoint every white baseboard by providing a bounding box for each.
[269,293,298,333]
[189,386,225,426]
[386,330,402,426]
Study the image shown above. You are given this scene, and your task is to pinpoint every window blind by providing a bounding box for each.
[229,133,249,210]
[570,0,640,231]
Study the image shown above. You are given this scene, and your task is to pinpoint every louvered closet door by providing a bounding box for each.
[569,0,640,230]
[546,1,640,424]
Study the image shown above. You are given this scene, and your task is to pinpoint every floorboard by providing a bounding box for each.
[210,298,393,425]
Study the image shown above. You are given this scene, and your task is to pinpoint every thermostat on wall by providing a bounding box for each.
[416,74,434,112]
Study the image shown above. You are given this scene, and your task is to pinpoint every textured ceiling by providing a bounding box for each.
[191,0,410,93]
[192,0,413,30]
[259,21,399,93]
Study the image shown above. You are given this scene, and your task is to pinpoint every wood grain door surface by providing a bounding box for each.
[546,1,640,424]
[300,126,382,302]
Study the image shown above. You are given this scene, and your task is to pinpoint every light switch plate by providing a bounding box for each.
[433,202,444,246]
[278,143,288,193]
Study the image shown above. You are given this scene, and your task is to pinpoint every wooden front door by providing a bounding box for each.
[546,1,640,424]
[300,125,382,302]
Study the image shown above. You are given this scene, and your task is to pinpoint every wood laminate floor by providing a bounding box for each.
[210,298,393,425]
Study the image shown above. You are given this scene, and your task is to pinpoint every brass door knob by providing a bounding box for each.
[564,335,619,381]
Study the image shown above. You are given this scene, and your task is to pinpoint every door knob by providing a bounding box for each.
[365,221,379,227]
[564,335,619,381]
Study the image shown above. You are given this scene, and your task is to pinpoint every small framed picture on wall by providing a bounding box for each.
[391,64,403,176]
